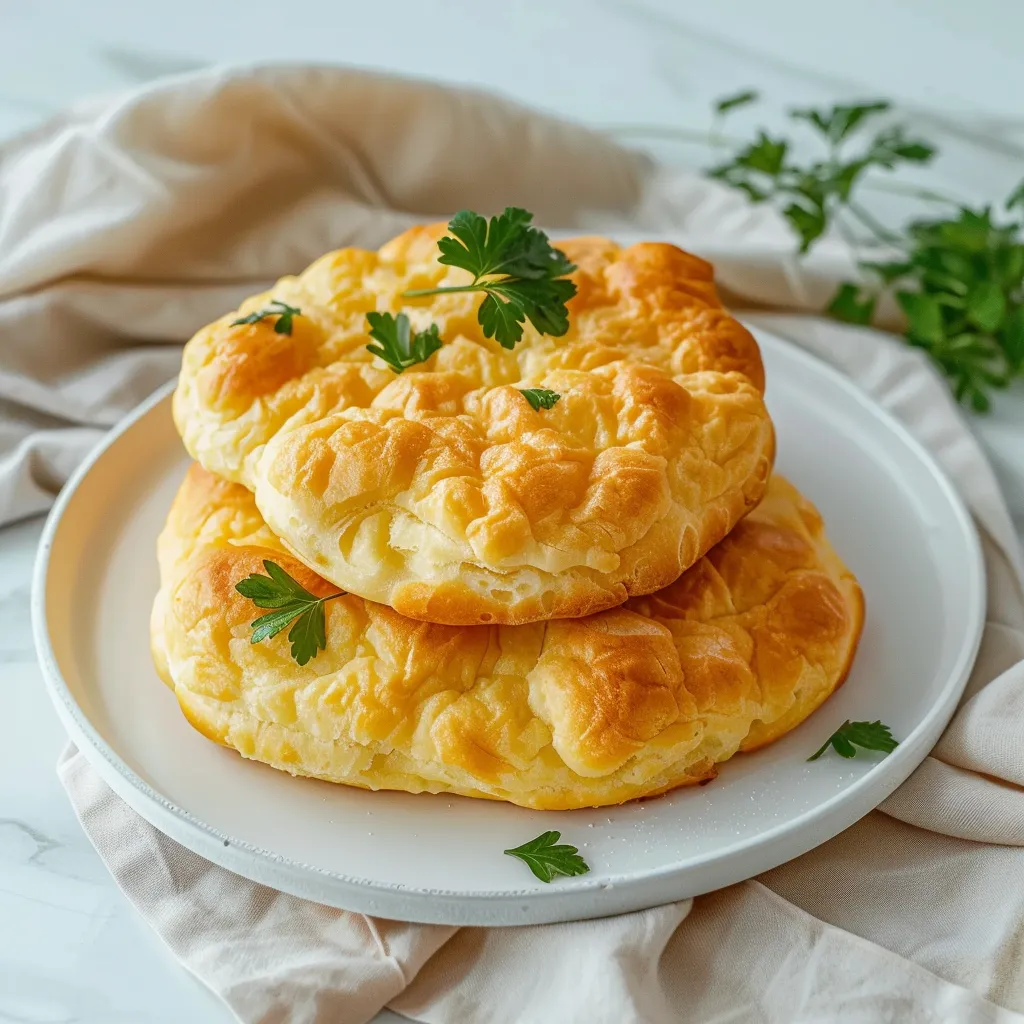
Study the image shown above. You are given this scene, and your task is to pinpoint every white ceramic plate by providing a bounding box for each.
[33,328,984,926]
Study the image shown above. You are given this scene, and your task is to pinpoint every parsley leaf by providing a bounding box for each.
[402,208,577,349]
[791,100,891,145]
[1006,307,1024,370]
[231,299,302,335]
[710,131,788,180]
[708,132,790,204]
[365,312,443,373]
[235,559,344,666]
[864,125,936,167]
[897,291,945,344]
[808,720,899,762]
[707,91,1023,411]
[504,831,590,883]
[966,281,1007,332]
[519,387,561,411]
[715,89,759,115]
[827,283,876,325]
[861,259,914,284]
[881,201,1022,412]
[784,198,828,252]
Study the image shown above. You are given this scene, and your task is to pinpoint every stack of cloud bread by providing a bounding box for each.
[152,221,864,811]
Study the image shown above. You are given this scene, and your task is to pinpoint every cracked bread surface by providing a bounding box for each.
[151,466,863,810]
[173,226,774,625]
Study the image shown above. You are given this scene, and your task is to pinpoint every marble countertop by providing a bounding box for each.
[0,517,232,1022]
[3,1,1023,1020]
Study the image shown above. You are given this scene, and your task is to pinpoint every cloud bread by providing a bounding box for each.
[151,466,863,810]
[173,226,774,625]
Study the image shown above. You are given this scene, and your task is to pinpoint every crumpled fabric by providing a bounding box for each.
[17,64,1022,1022]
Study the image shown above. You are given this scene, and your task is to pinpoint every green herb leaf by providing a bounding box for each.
[968,389,991,413]
[861,260,914,284]
[365,312,443,373]
[827,159,869,201]
[708,92,1022,412]
[707,130,793,210]
[403,208,577,349]
[828,283,876,325]
[865,125,936,167]
[249,606,308,644]
[912,208,1003,254]
[790,100,890,145]
[966,281,1007,332]
[235,560,344,666]
[728,179,773,202]
[808,720,899,762]
[992,245,1024,289]
[897,291,945,345]
[519,387,561,411]
[715,89,759,115]
[504,831,590,883]
[1005,307,1024,369]
[731,131,788,176]
[783,200,828,252]
[231,299,302,335]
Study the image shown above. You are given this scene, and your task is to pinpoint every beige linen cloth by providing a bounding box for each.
[8,64,1024,1022]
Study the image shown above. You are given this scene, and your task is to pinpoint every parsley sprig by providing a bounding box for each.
[519,387,561,411]
[403,208,577,349]
[235,560,344,666]
[708,96,934,253]
[704,92,1024,411]
[231,299,302,335]
[366,312,443,373]
[807,720,899,762]
[714,89,759,117]
[835,204,1024,410]
[504,830,590,883]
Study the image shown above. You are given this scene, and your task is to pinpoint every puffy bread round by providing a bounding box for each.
[151,466,864,810]
[173,227,775,625]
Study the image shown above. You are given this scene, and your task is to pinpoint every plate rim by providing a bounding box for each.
[31,328,987,925]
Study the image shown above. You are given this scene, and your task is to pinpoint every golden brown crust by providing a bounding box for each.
[151,467,864,810]
[173,228,774,625]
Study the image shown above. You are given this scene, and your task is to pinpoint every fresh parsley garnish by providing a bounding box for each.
[231,299,302,335]
[703,92,1024,412]
[866,206,1024,411]
[714,89,759,116]
[504,831,590,883]
[790,100,894,147]
[807,720,899,762]
[708,100,934,252]
[235,559,344,666]
[403,207,577,350]
[519,387,561,411]
[365,312,443,373]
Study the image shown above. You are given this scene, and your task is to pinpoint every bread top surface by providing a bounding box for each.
[173,226,774,625]
[152,466,863,809]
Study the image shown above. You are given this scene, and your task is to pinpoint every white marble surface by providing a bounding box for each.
[2,2,1023,1021]
[0,518,232,1023]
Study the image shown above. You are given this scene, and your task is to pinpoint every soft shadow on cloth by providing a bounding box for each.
[11,63,1024,1023]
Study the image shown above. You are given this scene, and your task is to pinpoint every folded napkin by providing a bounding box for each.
[9,64,1023,1021]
